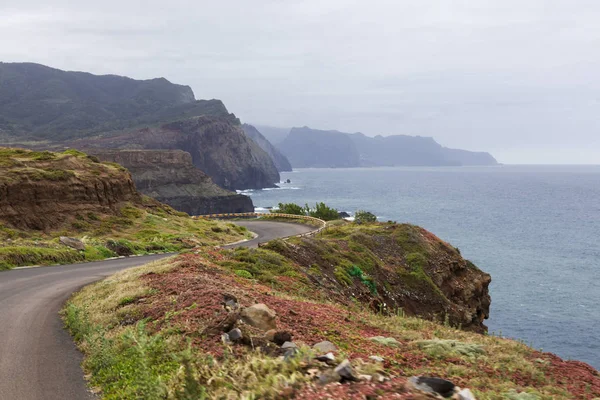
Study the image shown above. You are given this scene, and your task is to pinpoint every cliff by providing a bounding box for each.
[0,147,140,230]
[279,126,361,168]
[0,62,236,140]
[263,222,491,332]
[72,117,280,190]
[242,124,292,172]
[251,124,291,146]
[278,126,498,168]
[0,62,279,190]
[90,150,254,215]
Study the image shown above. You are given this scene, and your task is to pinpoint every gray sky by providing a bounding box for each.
[2,0,599,163]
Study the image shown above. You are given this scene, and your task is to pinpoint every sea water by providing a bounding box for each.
[240,165,600,368]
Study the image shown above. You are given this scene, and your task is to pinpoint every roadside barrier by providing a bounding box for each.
[192,212,327,241]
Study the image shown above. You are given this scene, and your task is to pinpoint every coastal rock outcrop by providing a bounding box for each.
[278,126,498,168]
[262,222,491,332]
[73,117,280,190]
[242,124,292,172]
[0,62,280,191]
[0,148,140,230]
[89,149,253,215]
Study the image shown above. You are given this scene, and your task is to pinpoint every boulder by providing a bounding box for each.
[315,352,336,364]
[409,376,456,398]
[59,236,86,251]
[227,328,243,341]
[313,341,337,353]
[334,359,359,383]
[319,369,342,385]
[240,303,277,331]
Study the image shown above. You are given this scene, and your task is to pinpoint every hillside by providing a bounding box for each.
[64,220,599,399]
[0,62,237,140]
[278,127,498,168]
[0,62,280,192]
[242,124,292,172]
[0,147,249,270]
[71,117,280,190]
[279,126,361,168]
[90,149,254,215]
[251,124,291,146]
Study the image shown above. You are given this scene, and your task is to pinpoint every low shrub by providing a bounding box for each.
[354,210,377,224]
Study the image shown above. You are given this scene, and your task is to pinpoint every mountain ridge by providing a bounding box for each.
[278,126,498,168]
[0,62,279,192]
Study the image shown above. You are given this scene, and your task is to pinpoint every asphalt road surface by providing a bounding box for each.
[0,220,315,400]
[223,220,315,249]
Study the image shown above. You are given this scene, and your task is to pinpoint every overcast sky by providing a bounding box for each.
[1,1,599,163]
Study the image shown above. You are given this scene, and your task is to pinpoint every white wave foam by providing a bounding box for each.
[262,187,301,191]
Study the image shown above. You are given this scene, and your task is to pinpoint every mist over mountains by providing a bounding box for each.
[259,126,498,168]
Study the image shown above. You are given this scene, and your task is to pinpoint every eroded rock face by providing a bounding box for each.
[242,124,292,172]
[73,117,280,190]
[263,223,492,333]
[90,149,253,215]
[0,148,140,230]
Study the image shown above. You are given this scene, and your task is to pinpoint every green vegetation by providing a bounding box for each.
[0,203,249,270]
[271,201,340,221]
[63,251,586,399]
[348,265,377,294]
[416,339,486,358]
[274,202,305,216]
[354,210,377,224]
[0,246,84,271]
[218,247,302,285]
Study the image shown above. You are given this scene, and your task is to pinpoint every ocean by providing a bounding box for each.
[239,165,600,369]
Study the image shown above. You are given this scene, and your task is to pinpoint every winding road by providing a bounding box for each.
[0,220,314,400]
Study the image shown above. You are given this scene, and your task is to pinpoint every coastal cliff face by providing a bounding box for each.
[72,117,280,190]
[263,222,491,332]
[279,127,361,168]
[242,124,292,172]
[278,126,498,168]
[0,62,235,140]
[90,150,254,215]
[0,63,279,191]
[0,148,140,230]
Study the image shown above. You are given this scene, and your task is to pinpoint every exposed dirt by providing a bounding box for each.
[0,148,141,230]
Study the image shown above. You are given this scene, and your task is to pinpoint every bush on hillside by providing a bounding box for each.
[308,202,339,221]
[273,202,340,221]
[354,210,377,224]
[274,203,305,216]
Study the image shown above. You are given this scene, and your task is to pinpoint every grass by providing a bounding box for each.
[0,147,251,270]
[63,251,595,399]
[0,208,249,269]
[0,246,84,270]
[217,246,302,285]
